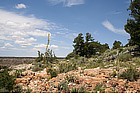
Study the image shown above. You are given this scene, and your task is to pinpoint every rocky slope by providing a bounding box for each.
[14,65,140,93]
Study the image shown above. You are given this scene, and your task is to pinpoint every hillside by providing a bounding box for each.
[1,46,139,93]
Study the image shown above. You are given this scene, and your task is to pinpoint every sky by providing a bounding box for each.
[0,0,131,57]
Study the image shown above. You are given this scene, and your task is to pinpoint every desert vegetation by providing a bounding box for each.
[0,0,140,93]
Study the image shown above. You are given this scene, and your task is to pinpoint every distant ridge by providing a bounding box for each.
[0,56,65,67]
[0,56,65,59]
[0,56,37,59]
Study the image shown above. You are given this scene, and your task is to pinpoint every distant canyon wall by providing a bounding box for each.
[0,57,36,67]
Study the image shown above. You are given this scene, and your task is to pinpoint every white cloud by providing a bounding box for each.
[33,44,46,52]
[0,10,50,31]
[15,3,27,9]
[0,9,52,49]
[50,44,59,48]
[34,44,46,48]
[0,9,76,56]
[28,37,37,42]
[27,29,49,37]
[34,44,58,49]
[4,43,13,47]
[15,37,37,46]
[102,20,128,35]
[48,0,85,7]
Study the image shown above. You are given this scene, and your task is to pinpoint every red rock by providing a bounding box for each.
[14,67,140,93]
[15,78,22,84]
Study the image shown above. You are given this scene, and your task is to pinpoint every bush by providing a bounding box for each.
[119,67,140,81]
[58,61,77,73]
[35,51,44,62]
[58,80,87,93]
[58,81,70,93]
[71,86,87,93]
[0,68,15,92]
[71,88,79,93]
[32,63,45,72]
[94,83,105,93]
[118,53,132,62]
[0,68,26,93]
[12,85,23,93]
[132,57,140,66]
[35,49,56,64]
[14,69,23,78]
[47,68,58,78]
[44,49,56,64]
[66,52,76,59]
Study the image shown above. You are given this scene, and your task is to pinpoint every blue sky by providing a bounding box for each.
[0,0,131,57]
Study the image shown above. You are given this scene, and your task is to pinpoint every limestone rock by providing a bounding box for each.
[14,66,140,93]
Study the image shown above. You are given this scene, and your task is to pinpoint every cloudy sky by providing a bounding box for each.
[0,0,131,57]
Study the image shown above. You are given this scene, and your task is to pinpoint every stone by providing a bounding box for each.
[13,66,140,93]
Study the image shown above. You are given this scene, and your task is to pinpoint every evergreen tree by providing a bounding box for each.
[84,33,95,57]
[71,33,110,58]
[85,33,94,42]
[112,41,123,49]
[101,43,109,53]
[125,0,140,46]
[73,33,85,56]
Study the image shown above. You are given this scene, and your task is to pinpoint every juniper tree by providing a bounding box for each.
[125,0,140,46]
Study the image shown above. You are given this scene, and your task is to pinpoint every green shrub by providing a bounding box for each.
[14,69,23,78]
[36,51,44,62]
[71,86,87,93]
[71,88,79,93]
[78,86,87,93]
[58,62,77,73]
[24,88,32,93]
[119,67,140,81]
[94,83,105,93]
[132,57,140,66]
[0,68,26,93]
[47,68,58,78]
[66,52,77,59]
[12,85,23,93]
[119,53,132,62]
[58,81,70,93]
[32,63,45,72]
[45,49,56,62]
[0,68,15,92]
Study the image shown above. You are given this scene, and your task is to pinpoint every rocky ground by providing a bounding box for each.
[14,64,140,93]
